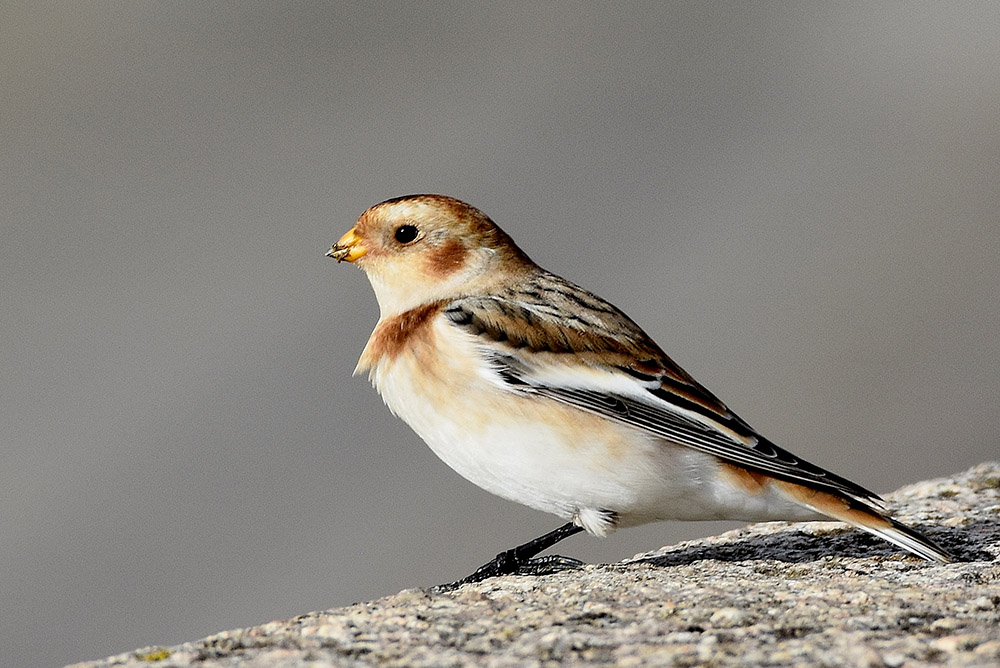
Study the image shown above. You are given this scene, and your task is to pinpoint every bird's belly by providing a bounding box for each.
[367,337,816,531]
[370,348,664,517]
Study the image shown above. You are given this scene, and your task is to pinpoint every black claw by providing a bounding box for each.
[432,522,585,592]
[512,554,584,576]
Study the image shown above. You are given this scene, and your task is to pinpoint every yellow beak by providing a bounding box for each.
[326,227,367,263]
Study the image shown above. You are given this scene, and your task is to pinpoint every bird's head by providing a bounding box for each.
[328,195,535,317]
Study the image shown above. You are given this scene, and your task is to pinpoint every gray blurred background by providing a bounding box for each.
[3,3,998,666]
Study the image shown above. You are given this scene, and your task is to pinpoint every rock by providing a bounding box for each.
[68,463,1000,668]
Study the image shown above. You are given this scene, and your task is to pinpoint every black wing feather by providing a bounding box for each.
[446,279,884,508]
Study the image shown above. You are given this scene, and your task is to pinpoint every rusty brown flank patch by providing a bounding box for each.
[360,301,445,368]
[774,479,892,529]
[718,461,770,494]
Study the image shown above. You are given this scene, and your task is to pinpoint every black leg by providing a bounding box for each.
[433,522,585,591]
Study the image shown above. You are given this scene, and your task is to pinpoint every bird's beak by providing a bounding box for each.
[327,227,367,263]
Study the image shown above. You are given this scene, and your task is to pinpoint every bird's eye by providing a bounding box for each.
[394,224,419,244]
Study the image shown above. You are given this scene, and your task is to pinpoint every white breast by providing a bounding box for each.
[361,315,818,532]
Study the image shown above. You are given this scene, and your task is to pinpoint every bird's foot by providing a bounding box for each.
[432,551,583,592]
[431,522,585,592]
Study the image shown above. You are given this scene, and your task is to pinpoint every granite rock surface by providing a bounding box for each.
[70,462,1000,667]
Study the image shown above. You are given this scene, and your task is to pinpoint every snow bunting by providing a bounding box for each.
[327,194,953,584]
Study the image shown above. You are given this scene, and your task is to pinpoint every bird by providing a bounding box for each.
[326,194,953,586]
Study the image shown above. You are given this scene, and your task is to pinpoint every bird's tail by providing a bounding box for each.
[774,479,954,563]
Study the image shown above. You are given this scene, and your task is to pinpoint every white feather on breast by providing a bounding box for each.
[360,313,817,532]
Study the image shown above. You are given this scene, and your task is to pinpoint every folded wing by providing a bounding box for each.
[443,279,883,509]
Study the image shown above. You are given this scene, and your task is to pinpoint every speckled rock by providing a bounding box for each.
[69,462,1000,668]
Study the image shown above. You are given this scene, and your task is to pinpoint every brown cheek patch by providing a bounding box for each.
[359,302,444,368]
[718,462,771,494]
[424,239,469,278]
[774,479,893,530]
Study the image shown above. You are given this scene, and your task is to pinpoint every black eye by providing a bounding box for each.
[394,224,419,244]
